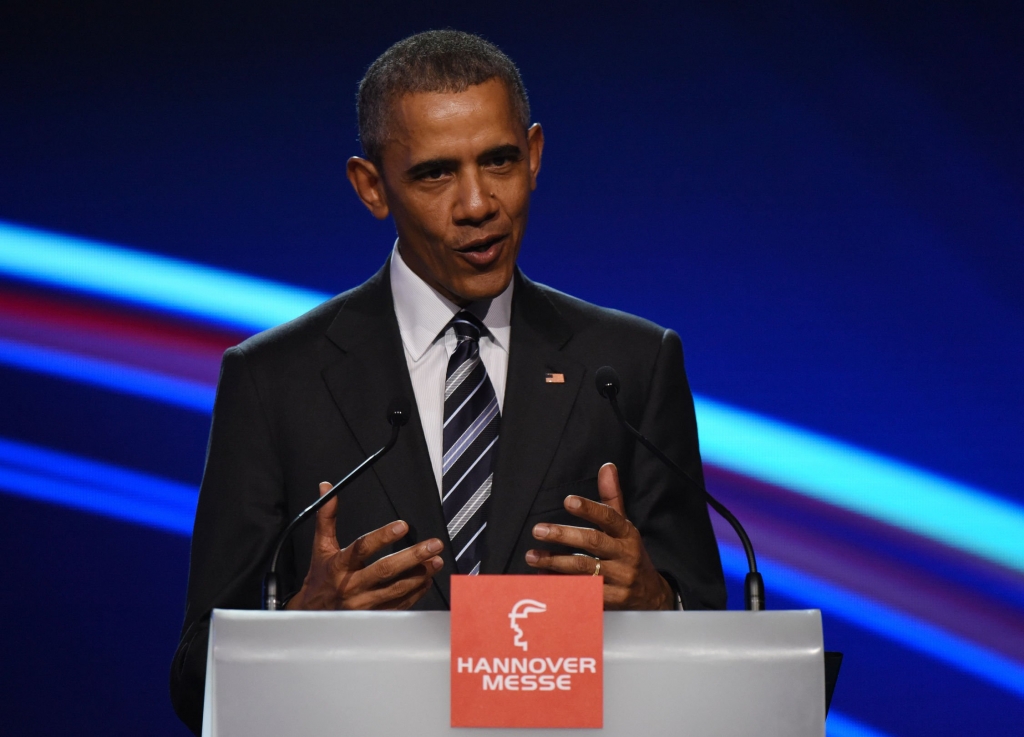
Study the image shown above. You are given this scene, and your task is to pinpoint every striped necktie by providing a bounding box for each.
[441,311,500,575]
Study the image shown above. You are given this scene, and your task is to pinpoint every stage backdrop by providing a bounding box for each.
[1,3,1022,735]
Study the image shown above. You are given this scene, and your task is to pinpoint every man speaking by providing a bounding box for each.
[171,29,725,733]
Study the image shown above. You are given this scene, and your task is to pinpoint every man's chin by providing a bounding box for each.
[451,269,515,304]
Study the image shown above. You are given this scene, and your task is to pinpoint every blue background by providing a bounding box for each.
[1,2,1021,735]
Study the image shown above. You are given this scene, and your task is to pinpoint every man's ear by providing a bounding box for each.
[346,157,390,220]
[526,123,544,191]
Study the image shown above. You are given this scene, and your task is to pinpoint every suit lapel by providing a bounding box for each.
[321,265,454,605]
[485,271,585,573]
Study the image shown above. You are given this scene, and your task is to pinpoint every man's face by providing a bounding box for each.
[348,78,543,305]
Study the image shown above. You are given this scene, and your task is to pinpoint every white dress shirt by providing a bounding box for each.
[390,243,513,496]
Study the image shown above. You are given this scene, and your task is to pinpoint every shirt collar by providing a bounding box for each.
[390,241,513,362]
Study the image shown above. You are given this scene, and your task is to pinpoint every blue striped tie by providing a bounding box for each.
[441,311,500,575]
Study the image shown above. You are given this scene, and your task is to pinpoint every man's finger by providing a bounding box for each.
[597,462,626,517]
[360,538,444,585]
[531,521,621,558]
[525,550,611,577]
[312,481,341,555]
[347,557,441,609]
[345,519,413,566]
[377,577,434,611]
[562,494,632,539]
[602,584,632,609]
[365,561,441,608]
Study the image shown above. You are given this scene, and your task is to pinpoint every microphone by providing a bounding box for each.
[595,366,765,611]
[262,396,412,610]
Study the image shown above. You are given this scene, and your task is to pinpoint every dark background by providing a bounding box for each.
[1,2,1021,735]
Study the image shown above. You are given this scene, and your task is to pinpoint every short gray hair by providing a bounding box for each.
[357,30,531,165]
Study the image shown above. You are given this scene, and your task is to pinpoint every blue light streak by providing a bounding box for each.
[0,425,1019,704]
[827,713,894,737]
[2,219,1023,578]
[0,220,326,332]
[0,437,196,535]
[0,337,215,412]
[719,545,1024,699]
[698,398,1024,576]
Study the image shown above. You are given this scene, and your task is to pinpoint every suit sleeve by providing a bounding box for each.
[628,329,726,610]
[169,346,288,735]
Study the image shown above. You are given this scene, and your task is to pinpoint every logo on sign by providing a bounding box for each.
[509,598,546,651]
[450,575,603,728]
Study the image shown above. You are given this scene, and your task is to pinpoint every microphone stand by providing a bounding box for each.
[262,399,410,610]
[597,368,765,611]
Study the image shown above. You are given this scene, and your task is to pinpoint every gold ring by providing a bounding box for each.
[593,558,601,577]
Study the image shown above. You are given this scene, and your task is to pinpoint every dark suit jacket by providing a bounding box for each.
[170,264,725,734]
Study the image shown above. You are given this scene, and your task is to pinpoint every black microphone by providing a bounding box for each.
[262,396,412,610]
[595,366,765,611]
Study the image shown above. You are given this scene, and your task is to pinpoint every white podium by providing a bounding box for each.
[202,609,825,736]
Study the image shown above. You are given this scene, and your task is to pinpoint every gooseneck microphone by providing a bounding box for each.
[595,366,765,611]
[262,396,412,610]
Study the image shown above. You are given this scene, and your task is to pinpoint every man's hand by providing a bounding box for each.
[524,463,675,610]
[287,481,445,610]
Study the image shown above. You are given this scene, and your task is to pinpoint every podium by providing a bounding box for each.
[202,609,825,736]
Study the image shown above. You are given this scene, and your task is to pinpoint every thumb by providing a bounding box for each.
[313,481,340,554]
[597,462,627,518]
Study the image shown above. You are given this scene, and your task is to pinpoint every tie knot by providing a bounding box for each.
[448,311,484,343]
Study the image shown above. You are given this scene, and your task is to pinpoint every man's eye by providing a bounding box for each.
[423,168,445,180]
[490,157,511,167]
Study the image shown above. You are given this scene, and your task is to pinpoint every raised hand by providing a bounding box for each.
[288,481,445,610]
[524,463,675,610]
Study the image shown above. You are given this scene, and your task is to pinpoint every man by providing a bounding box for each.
[171,30,725,734]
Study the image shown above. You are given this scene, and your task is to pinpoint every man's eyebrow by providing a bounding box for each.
[404,145,523,179]
[405,157,460,179]
[479,144,522,161]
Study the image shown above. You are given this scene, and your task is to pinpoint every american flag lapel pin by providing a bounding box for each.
[545,372,565,384]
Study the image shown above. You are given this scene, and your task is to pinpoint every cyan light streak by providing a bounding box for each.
[698,397,1024,576]
[0,426,1017,704]
[0,437,196,535]
[0,220,325,332]
[719,545,1024,699]
[3,219,1024,580]
[0,336,215,412]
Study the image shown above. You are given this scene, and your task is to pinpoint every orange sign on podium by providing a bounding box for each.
[450,575,603,728]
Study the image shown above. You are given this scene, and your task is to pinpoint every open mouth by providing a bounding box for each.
[456,234,506,253]
[454,234,508,267]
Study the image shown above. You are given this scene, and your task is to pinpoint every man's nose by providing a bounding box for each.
[453,170,498,225]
